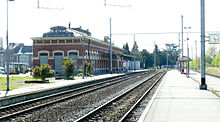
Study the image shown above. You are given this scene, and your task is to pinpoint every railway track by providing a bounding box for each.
[0,71,153,121]
[75,71,166,122]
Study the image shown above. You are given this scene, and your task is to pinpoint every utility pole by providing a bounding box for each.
[154,42,156,70]
[184,26,191,78]
[178,33,180,51]
[178,33,181,71]
[195,40,198,70]
[109,18,112,74]
[133,34,136,71]
[167,54,168,70]
[181,15,184,57]
[6,0,10,91]
[82,38,85,79]
[6,0,15,91]
[200,0,207,90]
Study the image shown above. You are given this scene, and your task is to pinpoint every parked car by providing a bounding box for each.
[0,67,5,74]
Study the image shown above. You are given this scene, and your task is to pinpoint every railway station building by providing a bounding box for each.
[32,26,124,75]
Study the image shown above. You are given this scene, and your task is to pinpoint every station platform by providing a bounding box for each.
[138,70,220,122]
[190,70,220,95]
[0,73,123,98]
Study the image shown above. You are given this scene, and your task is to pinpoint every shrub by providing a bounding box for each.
[62,58,76,79]
[67,76,74,80]
[32,64,55,81]
[76,73,83,77]
[84,62,93,75]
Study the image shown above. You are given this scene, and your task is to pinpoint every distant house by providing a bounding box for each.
[0,43,33,73]
[14,46,33,68]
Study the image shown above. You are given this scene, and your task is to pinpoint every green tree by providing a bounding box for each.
[190,57,200,70]
[165,43,181,65]
[131,41,142,61]
[206,46,217,67]
[123,43,130,55]
[154,44,160,68]
[32,64,54,81]
[211,53,220,67]
[158,50,167,68]
[62,58,76,79]
[141,49,154,68]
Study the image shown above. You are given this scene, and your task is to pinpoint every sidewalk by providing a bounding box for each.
[138,70,220,122]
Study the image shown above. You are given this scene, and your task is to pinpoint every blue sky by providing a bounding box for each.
[0,0,220,56]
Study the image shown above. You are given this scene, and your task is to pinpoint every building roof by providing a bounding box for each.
[50,26,67,30]
[17,46,32,54]
[70,27,91,36]
[43,26,74,37]
[31,36,122,51]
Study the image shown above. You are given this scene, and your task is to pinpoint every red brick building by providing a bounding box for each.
[32,26,123,75]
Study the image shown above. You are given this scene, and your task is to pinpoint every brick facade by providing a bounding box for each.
[32,36,123,74]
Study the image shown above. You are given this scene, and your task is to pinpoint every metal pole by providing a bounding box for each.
[181,15,184,57]
[178,33,181,71]
[195,40,198,69]
[82,38,85,79]
[167,54,168,70]
[154,42,156,69]
[6,0,10,91]
[184,27,191,78]
[109,18,112,74]
[133,34,135,71]
[200,0,207,90]
[187,46,189,78]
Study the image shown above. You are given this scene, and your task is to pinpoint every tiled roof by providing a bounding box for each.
[21,46,32,53]
[17,46,32,54]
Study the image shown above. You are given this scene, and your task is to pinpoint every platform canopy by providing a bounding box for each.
[178,56,192,62]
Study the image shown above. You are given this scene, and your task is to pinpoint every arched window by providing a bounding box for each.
[69,52,78,66]
[54,52,63,72]
[39,53,48,65]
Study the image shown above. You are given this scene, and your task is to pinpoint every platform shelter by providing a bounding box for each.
[178,56,191,74]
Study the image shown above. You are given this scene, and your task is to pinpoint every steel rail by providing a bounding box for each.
[74,71,165,122]
[0,71,148,121]
[119,71,166,122]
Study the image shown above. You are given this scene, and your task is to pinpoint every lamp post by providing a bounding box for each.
[109,18,112,74]
[154,42,156,70]
[167,53,169,70]
[184,26,191,78]
[200,0,207,90]
[181,15,184,57]
[81,38,85,79]
[6,0,15,91]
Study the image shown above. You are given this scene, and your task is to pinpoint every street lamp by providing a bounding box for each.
[81,37,85,79]
[184,26,191,78]
[6,0,15,91]
[200,0,207,90]
[167,53,169,70]
[109,18,112,74]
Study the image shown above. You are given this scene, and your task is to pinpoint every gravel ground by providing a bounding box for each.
[7,71,156,122]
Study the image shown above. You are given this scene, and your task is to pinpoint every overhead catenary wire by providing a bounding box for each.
[112,31,220,35]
